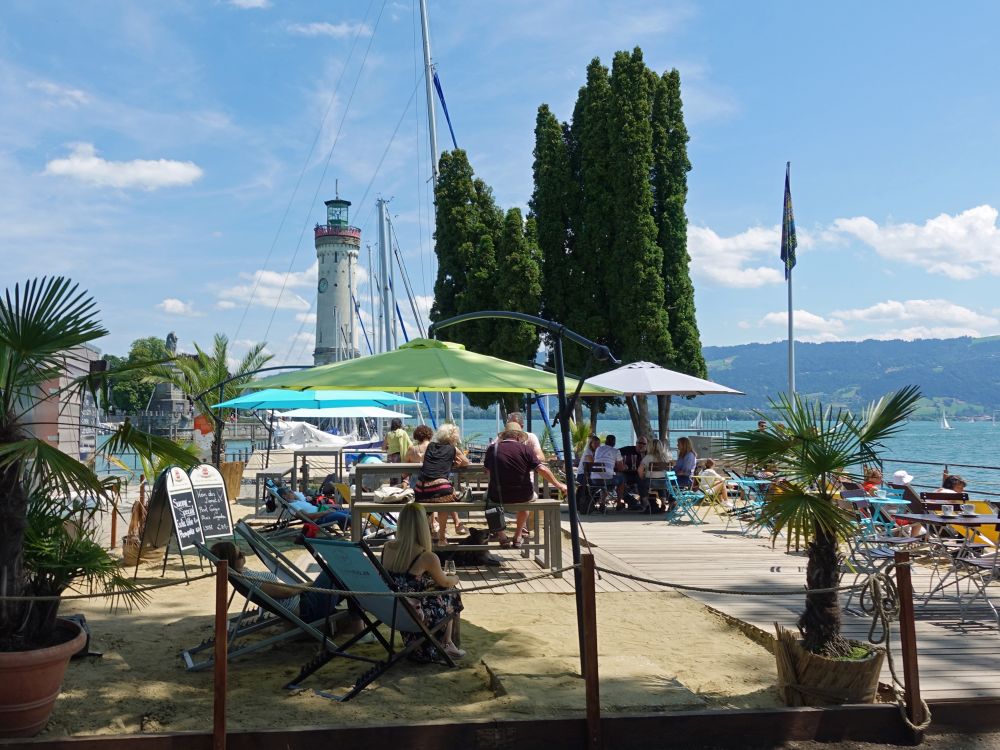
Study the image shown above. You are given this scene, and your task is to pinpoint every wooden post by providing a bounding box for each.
[213,560,228,750]
[581,554,602,750]
[894,550,925,737]
[110,495,118,550]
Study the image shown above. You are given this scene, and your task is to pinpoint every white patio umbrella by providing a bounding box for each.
[584,361,743,397]
[584,361,743,439]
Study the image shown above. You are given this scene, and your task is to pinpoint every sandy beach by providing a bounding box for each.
[42,496,781,737]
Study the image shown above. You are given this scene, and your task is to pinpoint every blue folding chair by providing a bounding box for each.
[664,471,705,525]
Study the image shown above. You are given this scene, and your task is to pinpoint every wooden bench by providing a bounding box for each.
[351,463,563,576]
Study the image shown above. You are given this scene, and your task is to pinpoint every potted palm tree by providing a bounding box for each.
[725,386,921,706]
[0,277,198,736]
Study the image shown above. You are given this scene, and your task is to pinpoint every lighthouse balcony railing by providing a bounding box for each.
[314,224,361,240]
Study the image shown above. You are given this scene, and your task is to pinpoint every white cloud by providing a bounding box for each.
[832,205,1000,279]
[688,225,785,288]
[216,261,318,311]
[44,143,203,190]
[28,80,89,107]
[832,299,997,328]
[759,309,845,333]
[295,312,317,324]
[216,300,237,309]
[229,0,270,8]
[156,298,201,317]
[865,326,986,341]
[287,22,372,38]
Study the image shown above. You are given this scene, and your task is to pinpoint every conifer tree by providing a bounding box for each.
[530,105,576,332]
[566,58,616,374]
[494,208,542,366]
[653,69,705,378]
[607,49,673,367]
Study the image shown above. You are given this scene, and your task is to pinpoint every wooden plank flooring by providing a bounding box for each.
[572,510,1000,700]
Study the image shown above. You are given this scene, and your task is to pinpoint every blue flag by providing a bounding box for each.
[781,162,797,280]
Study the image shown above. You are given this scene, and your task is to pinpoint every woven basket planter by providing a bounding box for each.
[774,624,885,706]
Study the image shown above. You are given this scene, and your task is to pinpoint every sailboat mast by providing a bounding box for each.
[419,0,440,186]
[377,198,392,352]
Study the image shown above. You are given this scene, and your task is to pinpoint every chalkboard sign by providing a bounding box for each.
[165,466,203,551]
[188,464,233,540]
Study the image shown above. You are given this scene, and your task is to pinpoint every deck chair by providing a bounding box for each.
[181,542,351,672]
[264,479,348,539]
[234,519,311,585]
[287,537,458,701]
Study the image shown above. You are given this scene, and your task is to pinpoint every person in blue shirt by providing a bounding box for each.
[674,436,697,489]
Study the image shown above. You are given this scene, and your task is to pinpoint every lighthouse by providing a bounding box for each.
[313,197,360,365]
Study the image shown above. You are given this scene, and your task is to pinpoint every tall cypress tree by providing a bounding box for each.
[607,49,673,367]
[494,208,542,365]
[567,58,616,375]
[530,105,576,333]
[653,69,705,378]
[431,149,480,342]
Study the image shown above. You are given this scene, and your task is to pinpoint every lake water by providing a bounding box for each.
[96,415,1000,499]
[452,416,1000,498]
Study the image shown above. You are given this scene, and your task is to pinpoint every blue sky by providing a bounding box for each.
[4,0,1000,365]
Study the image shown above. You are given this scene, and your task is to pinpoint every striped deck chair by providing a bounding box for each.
[287,537,458,701]
[181,542,360,672]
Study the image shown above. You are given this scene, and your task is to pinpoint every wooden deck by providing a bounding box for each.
[571,509,1000,701]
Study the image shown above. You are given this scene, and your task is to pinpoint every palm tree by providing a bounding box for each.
[0,277,199,649]
[725,386,921,657]
[154,333,271,465]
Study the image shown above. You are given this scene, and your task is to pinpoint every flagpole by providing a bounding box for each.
[781,161,797,395]
[787,264,795,394]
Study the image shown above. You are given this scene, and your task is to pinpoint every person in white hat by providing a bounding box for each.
[892,469,914,485]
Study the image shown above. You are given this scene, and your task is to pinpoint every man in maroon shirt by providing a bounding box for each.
[485,428,566,547]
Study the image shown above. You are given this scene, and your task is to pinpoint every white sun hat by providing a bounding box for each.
[892,469,914,485]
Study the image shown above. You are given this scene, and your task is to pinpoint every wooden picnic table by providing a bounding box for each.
[351,462,563,576]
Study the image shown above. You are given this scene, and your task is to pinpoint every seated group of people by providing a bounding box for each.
[576,433,719,513]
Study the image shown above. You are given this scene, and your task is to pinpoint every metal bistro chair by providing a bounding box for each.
[664,471,704,525]
[581,462,614,515]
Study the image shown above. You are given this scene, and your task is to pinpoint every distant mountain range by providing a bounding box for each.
[693,336,1000,418]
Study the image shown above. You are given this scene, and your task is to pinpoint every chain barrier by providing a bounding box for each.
[227,564,580,597]
[0,573,215,602]
[593,565,877,597]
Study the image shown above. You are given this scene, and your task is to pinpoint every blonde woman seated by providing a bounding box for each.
[381,502,465,661]
[413,423,471,545]
[637,439,671,513]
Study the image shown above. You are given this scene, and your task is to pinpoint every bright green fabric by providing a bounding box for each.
[248,338,620,396]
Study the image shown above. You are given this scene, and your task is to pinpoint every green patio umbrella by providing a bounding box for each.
[247,338,620,396]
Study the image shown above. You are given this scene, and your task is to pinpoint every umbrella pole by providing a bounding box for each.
[553,335,587,676]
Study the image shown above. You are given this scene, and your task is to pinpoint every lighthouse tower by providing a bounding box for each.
[313,197,360,365]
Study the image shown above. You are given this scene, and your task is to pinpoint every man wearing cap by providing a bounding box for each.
[505,412,545,462]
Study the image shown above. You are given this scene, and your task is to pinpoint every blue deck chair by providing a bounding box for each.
[181,542,363,672]
[287,537,458,701]
[263,479,348,538]
[664,471,704,525]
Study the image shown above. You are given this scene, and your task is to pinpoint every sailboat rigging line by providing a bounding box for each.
[352,294,374,355]
[263,0,388,343]
[432,71,458,149]
[352,76,422,220]
[410,0,430,301]
[388,216,427,336]
[232,0,377,344]
[392,299,437,429]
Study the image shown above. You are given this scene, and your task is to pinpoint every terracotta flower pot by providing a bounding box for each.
[0,619,86,737]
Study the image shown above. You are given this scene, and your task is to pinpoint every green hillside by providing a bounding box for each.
[695,336,1000,419]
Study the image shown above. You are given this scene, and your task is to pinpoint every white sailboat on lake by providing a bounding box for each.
[940,408,954,430]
